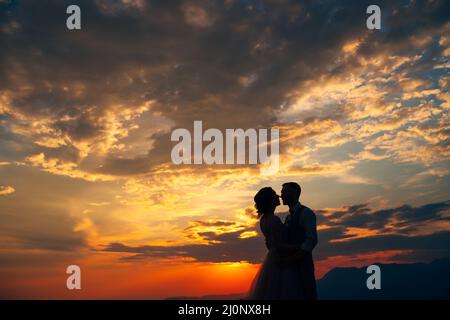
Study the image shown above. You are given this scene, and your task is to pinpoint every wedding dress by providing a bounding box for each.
[248,214,303,299]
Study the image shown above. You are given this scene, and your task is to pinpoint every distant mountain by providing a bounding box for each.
[318,258,450,299]
[166,258,450,300]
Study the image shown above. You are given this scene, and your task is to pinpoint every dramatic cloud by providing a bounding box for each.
[318,200,450,233]
[0,185,15,196]
[1,0,449,184]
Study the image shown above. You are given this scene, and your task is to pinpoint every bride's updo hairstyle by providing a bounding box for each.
[254,187,276,217]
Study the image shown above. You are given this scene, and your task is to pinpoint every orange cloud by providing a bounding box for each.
[0,185,15,196]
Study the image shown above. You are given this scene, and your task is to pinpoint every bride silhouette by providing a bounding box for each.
[248,187,304,299]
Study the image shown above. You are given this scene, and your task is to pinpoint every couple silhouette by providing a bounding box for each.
[248,182,318,300]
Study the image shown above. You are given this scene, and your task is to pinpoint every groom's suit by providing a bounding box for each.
[285,202,318,300]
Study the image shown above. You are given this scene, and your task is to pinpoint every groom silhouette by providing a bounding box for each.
[281,182,318,300]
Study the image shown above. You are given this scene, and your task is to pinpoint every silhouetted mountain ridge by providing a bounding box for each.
[318,257,450,299]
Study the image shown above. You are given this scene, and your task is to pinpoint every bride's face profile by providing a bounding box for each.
[255,187,280,215]
[273,193,281,208]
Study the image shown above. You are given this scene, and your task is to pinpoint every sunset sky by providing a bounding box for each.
[0,0,449,299]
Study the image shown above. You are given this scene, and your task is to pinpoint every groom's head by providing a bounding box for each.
[281,182,301,206]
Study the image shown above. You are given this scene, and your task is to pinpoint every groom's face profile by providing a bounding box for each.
[281,186,290,205]
[281,185,297,206]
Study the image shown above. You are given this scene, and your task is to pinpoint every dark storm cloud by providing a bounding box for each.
[317,204,371,223]
[395,201,450,225]
[315,231,450,261]
[323,200,450,233]
[100,199,450,263]
[2,0,449,175]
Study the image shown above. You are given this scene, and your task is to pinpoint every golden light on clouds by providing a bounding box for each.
[0,185,15,196]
